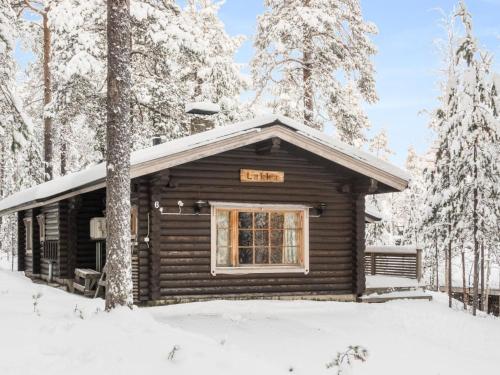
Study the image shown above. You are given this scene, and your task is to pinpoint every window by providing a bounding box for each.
[210,202,309,275]
[23,218,33,255]
[37,214,45,243]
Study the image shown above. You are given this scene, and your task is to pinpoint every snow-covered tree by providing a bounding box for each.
[365,129,394,245]
[422,1,499,314]
[49,0,107,174]
[180,0,249,128]
[251,0,377,144]
[0,2,31,153]
[0,1,35,263]
[450,3,499,315]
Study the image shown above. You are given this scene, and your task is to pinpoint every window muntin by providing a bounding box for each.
[211,203,309,275]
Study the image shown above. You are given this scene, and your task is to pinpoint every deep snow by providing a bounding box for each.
[0,267,498,375]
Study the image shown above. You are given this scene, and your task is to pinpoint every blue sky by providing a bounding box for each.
[16,1,500,167]
[215,0,500,166]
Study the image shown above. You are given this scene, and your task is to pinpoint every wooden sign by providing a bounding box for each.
[240,169,284,183]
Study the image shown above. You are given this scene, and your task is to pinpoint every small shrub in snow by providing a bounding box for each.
[326,345,368,374]
[73,305,84,319]
[32,292,42,316]
[167,345,180,361]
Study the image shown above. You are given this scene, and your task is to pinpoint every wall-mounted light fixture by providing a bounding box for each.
[310,203,327,217]
[194,200,208,215]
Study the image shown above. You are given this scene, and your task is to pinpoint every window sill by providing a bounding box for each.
[212,266,309,276]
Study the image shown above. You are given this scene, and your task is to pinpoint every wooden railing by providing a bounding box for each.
[365,246,422,281]
[42,240,59,261]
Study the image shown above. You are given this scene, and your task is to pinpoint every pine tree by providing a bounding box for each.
[0,1,34,263]
[49,0,107,174]
[14,0,55,180]
[452,2,499,316]
[423,2,500,314]
[105,0,133,310]
[251,0,377,144]
[180,0,250,131]
[365,129,394,245]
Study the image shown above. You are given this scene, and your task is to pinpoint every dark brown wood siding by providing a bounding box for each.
[21,209,41,275]
[148,142,367,301]
[17,211,25,272]
[75,190,106,270]
[40,203,60,278]
[131,178,151,303]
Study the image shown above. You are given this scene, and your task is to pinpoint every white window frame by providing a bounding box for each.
[24,218,33,255]
[210,202,309,276]
[37,214,45,243]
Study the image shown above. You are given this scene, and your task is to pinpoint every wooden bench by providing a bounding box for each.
[73,268,102,297]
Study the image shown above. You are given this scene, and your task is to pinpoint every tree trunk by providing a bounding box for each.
[448,222,452,308]
[105,0,133,311]
[472,145,479,316]
[484,247,491,314]
[60,123,67,175]
[42,11,53,181]
[461,250,467,310]
[0,141,4,230]
[435,231,439,291]
[480,242,484,311]
[302,0,314,127]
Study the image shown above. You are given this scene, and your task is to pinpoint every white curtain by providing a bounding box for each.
[283,212,298,264]
[216,211,230,266]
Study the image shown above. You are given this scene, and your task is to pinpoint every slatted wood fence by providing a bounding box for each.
[365,246,422,280]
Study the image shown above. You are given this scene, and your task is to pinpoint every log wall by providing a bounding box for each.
[142,142,368,302]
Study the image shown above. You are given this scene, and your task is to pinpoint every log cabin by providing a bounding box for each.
[0,115,409,305]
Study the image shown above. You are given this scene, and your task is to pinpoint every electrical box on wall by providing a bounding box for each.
[90,217,107,240]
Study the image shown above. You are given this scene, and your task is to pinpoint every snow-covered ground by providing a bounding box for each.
[0,268,499,375]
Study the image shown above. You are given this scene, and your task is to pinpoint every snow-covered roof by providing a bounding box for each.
[0,115,410,215]
[365,245,419,255]
[364,205,383,222]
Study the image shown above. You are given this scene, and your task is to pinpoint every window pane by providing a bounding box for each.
[271,213,284,229]
[217,210,229,228]
[270,230,283,247]
[255,230,269,247]
[238,212,252,229]
[284,247,298,264]
[238,230,253,247]
[271,247,283,264]
[239,248,253,264]
[284,212,299,229]
[217,229,230,248]
[255,212,268,229]
[217,247,231,266]
[255,247,269,264]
